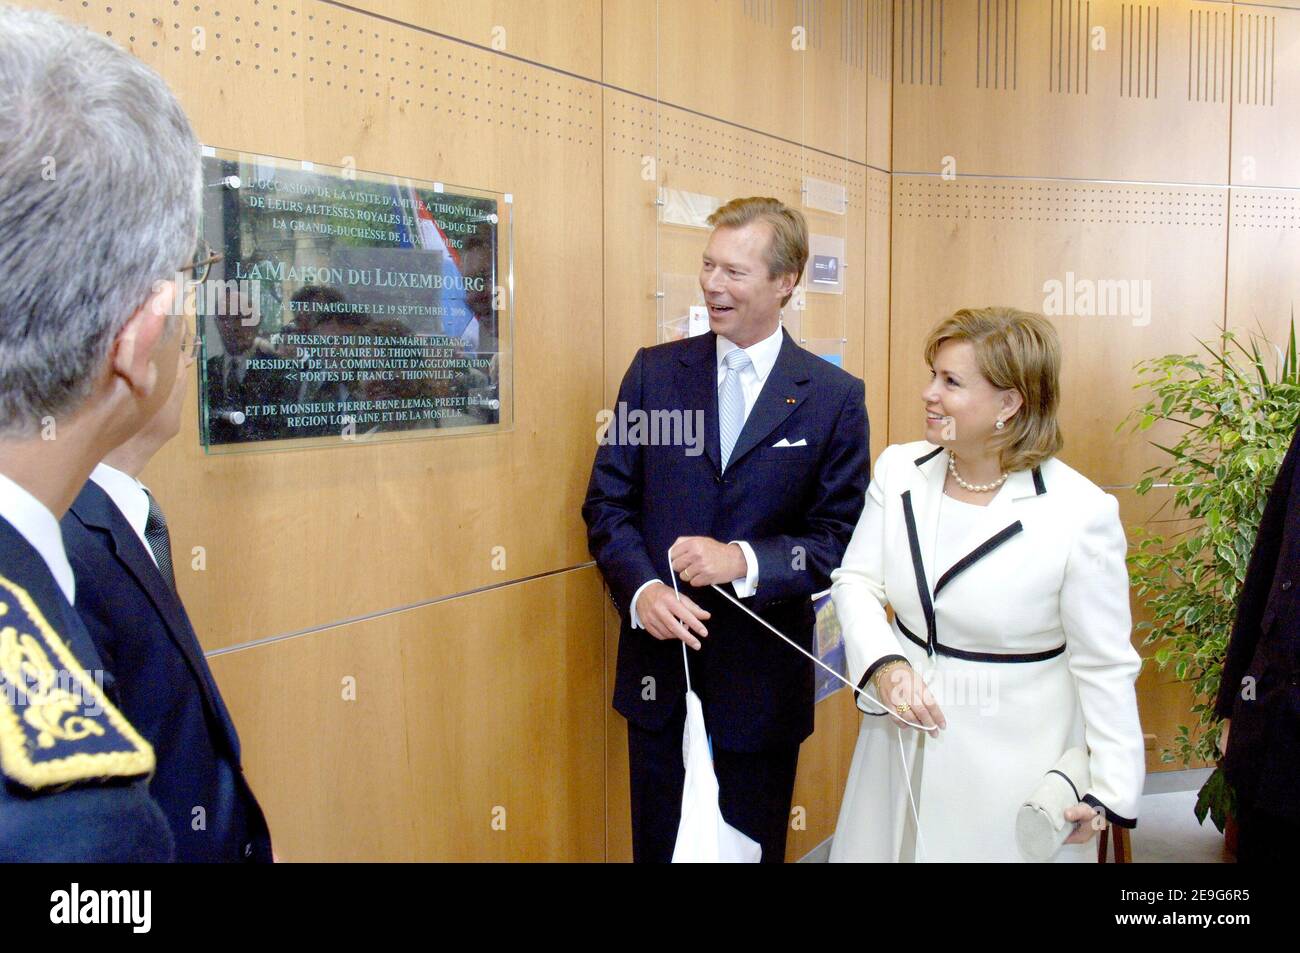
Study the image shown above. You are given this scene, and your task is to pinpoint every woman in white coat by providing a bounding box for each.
[828,307,1146,863]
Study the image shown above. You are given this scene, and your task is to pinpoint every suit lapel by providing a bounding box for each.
[72,484,240,757]
[725,329,811,470]
[677,331,721,474]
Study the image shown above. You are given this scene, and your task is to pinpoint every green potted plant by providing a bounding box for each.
[1125,320,1300,840]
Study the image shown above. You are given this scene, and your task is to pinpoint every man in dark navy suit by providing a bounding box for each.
[0,6,202,859]
[583,197,869,862]
[63,345,274,863]
[1217,423,1300,862]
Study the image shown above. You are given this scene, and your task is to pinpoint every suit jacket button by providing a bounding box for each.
[1283,580,1293,592]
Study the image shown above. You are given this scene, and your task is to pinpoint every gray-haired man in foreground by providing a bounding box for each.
[0,4,201,860]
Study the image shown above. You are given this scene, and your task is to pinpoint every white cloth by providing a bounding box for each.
[672,688,762,863]
[0,471,75,604]
[89,463,156,568]
[827,441,1145,863]
[627,327,784,626]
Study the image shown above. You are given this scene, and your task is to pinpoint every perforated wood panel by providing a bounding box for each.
[1227,187,1300,343]
[341,0,603,78]
[889,175,1229,487]
[893,0,1232,183]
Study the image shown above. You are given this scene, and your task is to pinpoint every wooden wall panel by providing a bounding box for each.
[603,602,633,862]
[608,0,801,141]
[787,691,860,859]
[1229,4,1300,187]
[207,568,605,861]
[604,0,868,160]
[32,0,605,648]
[800,0,870,162]
[888,175,1228,486]
[867,0,893,169]
[867,168,891,461]
[1236,0,1300,10]
[602,89,660,403]
[1115,487,1208,772]
[601,0,657,94]
[892,0,1232,184]
[1227,187,1300,343]
[342,0,604,78]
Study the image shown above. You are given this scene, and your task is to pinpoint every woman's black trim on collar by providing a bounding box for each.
[914,446,944,467]
[1032,466,1047,495]
[934,521,1024,596]
[900,491,937,656]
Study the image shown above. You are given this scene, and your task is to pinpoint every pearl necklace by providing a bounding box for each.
[948,452,1008,493]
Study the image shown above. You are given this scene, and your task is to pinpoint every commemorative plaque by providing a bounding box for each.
[195,147,512,451]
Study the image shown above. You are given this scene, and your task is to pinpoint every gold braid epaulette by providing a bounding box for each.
[0,573,154,790]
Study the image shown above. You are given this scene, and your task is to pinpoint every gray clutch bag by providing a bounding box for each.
[1015,747,1091,862]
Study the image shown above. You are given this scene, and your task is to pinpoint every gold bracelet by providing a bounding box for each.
[872,659,909,692]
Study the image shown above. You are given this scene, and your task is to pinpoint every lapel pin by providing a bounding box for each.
[785,397,796,404]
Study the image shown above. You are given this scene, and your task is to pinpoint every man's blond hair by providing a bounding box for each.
[707,197,808,307]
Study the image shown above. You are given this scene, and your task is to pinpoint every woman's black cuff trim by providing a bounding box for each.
[855,655,907,715]
[1082,794,1137,829]
[863,654,907,685]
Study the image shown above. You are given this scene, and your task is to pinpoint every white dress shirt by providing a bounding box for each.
[0,471,76,604]
[89,463,157,569]
[629,324,784,628]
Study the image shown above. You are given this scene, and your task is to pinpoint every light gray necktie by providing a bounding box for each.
[718,347,752,470]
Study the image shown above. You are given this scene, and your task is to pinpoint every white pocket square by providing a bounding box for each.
[771,438,808,448]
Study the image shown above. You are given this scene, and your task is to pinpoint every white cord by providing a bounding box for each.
[898,728,928,862]
[664,545,930,860]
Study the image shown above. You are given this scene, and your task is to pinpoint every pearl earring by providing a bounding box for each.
[995,419,1005,431]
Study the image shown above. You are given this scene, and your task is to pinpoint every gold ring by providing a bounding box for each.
[682,570,691,581]
[896,703,911,714]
